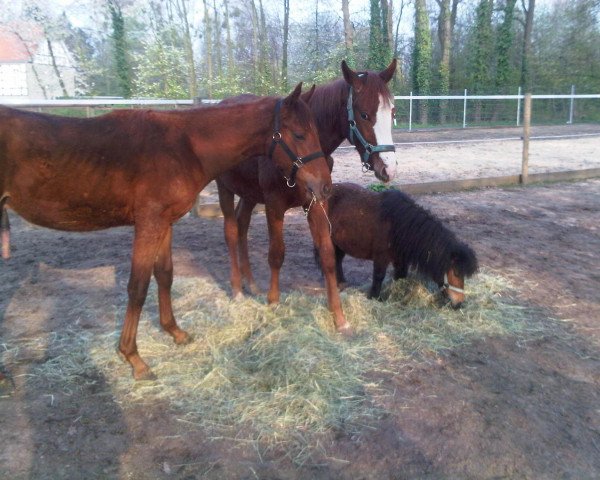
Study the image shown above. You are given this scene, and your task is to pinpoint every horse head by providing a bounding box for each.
[269,83,332,202]
[342,59,398,183]
[441,243,479,309]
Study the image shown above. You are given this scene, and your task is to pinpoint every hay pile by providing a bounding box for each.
[11,269,546,462]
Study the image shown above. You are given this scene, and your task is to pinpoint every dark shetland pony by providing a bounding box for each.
[216,59,398,334]
[0,84,332,379]
[324,183,478,308]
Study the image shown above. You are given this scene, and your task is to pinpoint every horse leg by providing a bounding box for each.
[119,220,169,380]
[393,258,408,280]
[334,245,347,288]
[236,198,261,295]
[265,201,286,305]
[368,258,389,300]
[307,204,351,333]
[153,224,191,345]
[217,180,243,299]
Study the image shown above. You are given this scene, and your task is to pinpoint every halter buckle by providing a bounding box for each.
[272,132,282,141]
[286,177,296,188]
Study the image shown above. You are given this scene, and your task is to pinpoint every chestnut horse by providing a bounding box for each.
[324,183,478,308]
[216,60,398,333]
[0,84,331,379]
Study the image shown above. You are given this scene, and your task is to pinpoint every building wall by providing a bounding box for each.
[0,40,77,100]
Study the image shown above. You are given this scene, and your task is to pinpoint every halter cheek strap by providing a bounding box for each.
[346,86,396,171]
[268,99,324,187]
[441,272,465,295]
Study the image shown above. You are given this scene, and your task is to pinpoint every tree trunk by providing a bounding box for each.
[223,0,234,75]
[45,39,69,97]
[413,0,431,124]
[203,0,213,97]
[436,0,452,123]
[213,0,222,78]
[282,0,290,90]
[342,0,354,64]
[176,0,197,98]
[521,0,536,92]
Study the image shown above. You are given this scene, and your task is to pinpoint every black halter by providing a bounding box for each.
[268,99,324,188]
[346,86,396,172]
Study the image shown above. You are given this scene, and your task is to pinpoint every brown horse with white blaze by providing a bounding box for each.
[0,83,331,379]
[216,60,398,333]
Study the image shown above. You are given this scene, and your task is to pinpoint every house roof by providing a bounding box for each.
[0,24,42,63]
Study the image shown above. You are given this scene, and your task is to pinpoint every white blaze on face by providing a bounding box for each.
[373,93,397,181]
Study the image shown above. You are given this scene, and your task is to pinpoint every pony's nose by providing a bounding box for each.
[452,301,464,310]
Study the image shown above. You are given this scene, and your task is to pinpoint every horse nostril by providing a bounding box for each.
[322,183,332,198]
[380,168,390,183]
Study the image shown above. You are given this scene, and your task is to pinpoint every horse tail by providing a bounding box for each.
[1,200,9,260]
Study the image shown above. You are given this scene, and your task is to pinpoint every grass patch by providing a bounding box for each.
[10,269,547,463]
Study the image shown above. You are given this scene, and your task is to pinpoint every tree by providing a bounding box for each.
[434,0,456,122]
[412,0,432,124]
[470,0,494,93]
[282,0,290,89]
[495,0,517,90]
[368,0,392,70]
[520,0,536,92]
[107,0,132,98]
[342,0,355,65]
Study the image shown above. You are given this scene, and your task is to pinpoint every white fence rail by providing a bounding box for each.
[3,91,600,129]
[395,89,600,131]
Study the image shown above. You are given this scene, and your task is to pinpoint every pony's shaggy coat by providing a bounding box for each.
[323,183,478,301]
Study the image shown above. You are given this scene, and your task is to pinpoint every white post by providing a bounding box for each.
[409,91,413,132]
[462,89,467,128]
[568,85,575,124]
[521,93,532,184]
[516,86,522,127]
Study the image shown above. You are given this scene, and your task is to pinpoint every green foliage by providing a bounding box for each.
[495,0,518,89]
[367,183,396,192]
[134,35,189,99]
[469,0,494,93]
[367,0,392,71]
[108,0,132,98]
[412,0,432,123]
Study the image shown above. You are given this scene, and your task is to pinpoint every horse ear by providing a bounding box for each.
[379,58,397,84]
[284,82,303,105]
[301,84,317,104]
[341,60,365,93]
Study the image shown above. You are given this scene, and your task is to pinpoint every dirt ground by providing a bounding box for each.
[1,126,600,479]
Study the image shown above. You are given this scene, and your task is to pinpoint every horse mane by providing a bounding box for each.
[381,190,478,280]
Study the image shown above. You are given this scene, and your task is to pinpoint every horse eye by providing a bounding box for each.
[293,132,305,140]
[360,112,369,120]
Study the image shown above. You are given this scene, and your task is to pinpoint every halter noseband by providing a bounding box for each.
[268,99,324,188]
[440,272,465,295]
[346,86,396,172]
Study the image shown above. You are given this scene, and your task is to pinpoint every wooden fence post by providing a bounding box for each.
[521,93,532,184]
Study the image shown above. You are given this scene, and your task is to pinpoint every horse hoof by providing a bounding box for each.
[174,330,193,345]
[336,324,354,338]
[134,367,157,381]
[233,292,245,302]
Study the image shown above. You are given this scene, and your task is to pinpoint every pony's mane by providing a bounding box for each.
[309,71,393,134]
[380,190,478,280]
